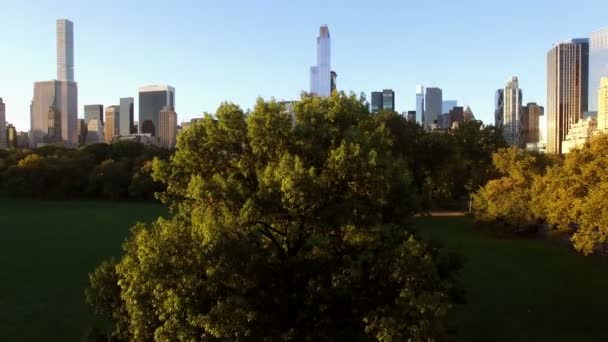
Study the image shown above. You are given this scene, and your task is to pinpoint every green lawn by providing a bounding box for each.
[0,198,166,342]
[2,201,608,341]
[416,216,608,342]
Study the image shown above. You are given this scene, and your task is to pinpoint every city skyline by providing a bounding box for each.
[1,1,608,131]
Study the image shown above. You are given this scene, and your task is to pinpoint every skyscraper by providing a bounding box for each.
[502,77,523,147]
[442,100,457,115]
[521,102,544,147]
[6,124,17,148]
[310,25,331,97]
[104,106,119,143]
[382,89,395,111]
[31,19,78,147]
[0,98,6,149]
[589,29,608,113]
[416,85,424,124]
[119,97,134,135]
[494,89,504,128]
[547,38,589,154]
[56,19,74,82]
[371,92,383,113]
[598,77,608,132]
[159,106,178,148]
[84,104,103,125]
[139,85,175,136]
[424,87,442,131]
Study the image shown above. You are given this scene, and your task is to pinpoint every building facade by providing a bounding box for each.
[416,85,425,124]
[371,92,383,113]
[442,100,457,115]
[31,80,78,147]
[495,89,504,128]
[521,102,544,147]
[86,119,104,144]
[0,98,5,149]
[158,106,177,148]
[502,77,523,147]
[104,106,119,143]
[6,124,17,148]
[139,85,175,136]
[382,89,395,111]
[46,104,62,143]
[310,25,331,97]
[547,38,589,154]
[424,87,442,131]
[598,77,608,132]
[562,116,597,153]
[589,29,608,113]
[84,104,103,125]
[119,97,134,136]
[56,19,74,82]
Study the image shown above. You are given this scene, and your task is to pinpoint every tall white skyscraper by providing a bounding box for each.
[56,19,74,82]
[503,77,523,147]
[415,85,424,124]
[310,25,331,97]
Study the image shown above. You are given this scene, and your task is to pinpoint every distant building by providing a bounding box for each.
[56,19,74,82]
[16,131,29,148]
[46,104,62,143]
[598,77,608,132]
[104,106,119,143]
[371,92,383,113]
[119,97,135,135]
[86,119,104,144]
[442,100,457,115]
[31,80,78,147]
[331,71,337,93]
[84,104,103,125]
[77,118,87,145]
[589,28,608,112]
[449,106,464,127]
[158,106,177,148]
[139,85,175,136]
[547,38,589,154]
[6,124,17,148]
[502,77,523,147]
[310,25,331,97]
[424,87,442,131]
[463,106,475,122]
[521,103,544,147]
[495,89,504,128]
[382,89,395,111]
[0,98,5,149]
[416,85,425,124]
[562,116,597,153]
[406,110,416,122]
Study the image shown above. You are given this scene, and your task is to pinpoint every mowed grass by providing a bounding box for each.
[416,216,608,342]
[0,198,166,342]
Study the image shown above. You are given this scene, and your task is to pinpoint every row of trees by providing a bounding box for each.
[85,93,490,341]
[0,141,170,200]
[472,135,608,255]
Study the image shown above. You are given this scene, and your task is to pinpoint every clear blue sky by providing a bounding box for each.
[1,0,607,131]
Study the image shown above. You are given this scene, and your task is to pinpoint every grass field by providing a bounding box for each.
[0,198,166,342]
[2,200,608,341]
[416,216,608,342]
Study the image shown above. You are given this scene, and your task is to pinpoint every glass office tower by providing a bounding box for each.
[589,28,608,112]
[138,85,175,136]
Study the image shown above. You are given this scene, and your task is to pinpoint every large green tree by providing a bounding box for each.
[88,93,462,341]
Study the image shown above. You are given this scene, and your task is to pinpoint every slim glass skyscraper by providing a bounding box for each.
[494,89,504,128]
[139,85,175,136]
[502,77,523,147]
[382,89,395,111]
[119,97,134,136]
[547,38,589,154]
[424,87,442,131]
[56,19,74,82]
[371,92,383,113]
[310,25,331,97]
[589,28,608,112]
[416,85,424,124]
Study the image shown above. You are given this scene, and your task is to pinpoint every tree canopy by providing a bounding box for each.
[87,92,463,341]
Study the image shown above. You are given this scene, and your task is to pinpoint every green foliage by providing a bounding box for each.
[89,93,462,340]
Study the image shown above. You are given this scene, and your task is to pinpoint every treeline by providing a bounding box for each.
[472,135,608,255]
[0,141,170,200]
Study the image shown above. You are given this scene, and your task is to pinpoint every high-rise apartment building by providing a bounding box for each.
[104,106,119,143]
[119,97,134,136]
[159,106,178,148]
[547,38,589,154]
[84,104,103,125]
[56,19,74,82]
[416,85,424,124]
[598,77,608,132]
[589,29,608,113]
[371,92,383,113]
[424,87,442,131]
[502,77,523,147]
[139,85,175,136]
[31,19,78,147]
[0,98,6,149]
[521,102,544,147]
[310,25,332,97]
[382,89,395,111]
